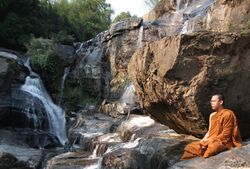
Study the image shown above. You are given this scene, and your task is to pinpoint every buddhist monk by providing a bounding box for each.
[181,94,242,159]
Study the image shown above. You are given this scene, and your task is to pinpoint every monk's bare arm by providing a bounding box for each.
[200,112,215,142]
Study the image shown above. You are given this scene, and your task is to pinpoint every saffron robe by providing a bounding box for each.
[181,109,242,159]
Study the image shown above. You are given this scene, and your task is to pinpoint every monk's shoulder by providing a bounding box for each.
[222,109,234,118]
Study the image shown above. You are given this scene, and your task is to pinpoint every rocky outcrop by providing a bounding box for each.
[206,0,250,32]
[46,113,199,169]
[170,142,250,169]
[0,144,42,169]
[128,30,250,139]
[54,44,75,65]
[68,18,160,105]
[143,0,250,35]
[0,50,65,147]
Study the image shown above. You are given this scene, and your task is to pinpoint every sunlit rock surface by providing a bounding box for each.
[128,30,250,138]
[170,142,250,169]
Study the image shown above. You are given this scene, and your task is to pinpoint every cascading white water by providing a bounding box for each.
[21,76,67,145]
[0,51,18,60]
[175,0,214,34]
[120,84,137,106]
[137,26,144,48]
[58,67,70,105]
[75,43,83,54]
[21,58,67,145]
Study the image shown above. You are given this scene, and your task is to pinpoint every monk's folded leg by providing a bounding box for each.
[181,141,204,160]
[203,141,227,158]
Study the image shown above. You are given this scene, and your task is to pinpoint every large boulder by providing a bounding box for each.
[0,50,62,147]
[54,44,75,65]
[70,18,160,102]
[143,0,250,34]
[0,144,42,169]
[128,30,250,139]
[170,142,250,169]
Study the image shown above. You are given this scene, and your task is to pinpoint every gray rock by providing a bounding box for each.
[0,144,42,169]
[54,44,75,64]
[170,143,250,169]
[128,30,250,139]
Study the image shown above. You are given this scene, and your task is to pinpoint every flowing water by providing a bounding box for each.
[137,25,144,48]
[62,0,216,167]
[178,0,214,34]
[58,67,70,106]
[21,58,67,145]
[0,51,67,146]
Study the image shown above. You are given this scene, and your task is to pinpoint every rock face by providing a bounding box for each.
[128,30,250,139]
[170,142,250,169]
[143,0,250,33]
[70,18,161,103]
[54,44,75,65]
[0,50,65,147]
[0,144,42,169]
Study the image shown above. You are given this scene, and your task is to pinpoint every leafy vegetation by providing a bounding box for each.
[112,11,137,23]
[247,20,250,29]
[27,37,64,99]
[0,0,113,50]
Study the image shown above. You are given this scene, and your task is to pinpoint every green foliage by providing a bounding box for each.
[27,37,64,97]
[228,23,237,32]
[121,76,131,89]
[0,0,113,50]
[81,92,101,105]
[144,0,162,8]
[28,38,54,71]
[113,11,133,23]
[51,31,75,45]
[53,0,113,41]
[247,20,250,29]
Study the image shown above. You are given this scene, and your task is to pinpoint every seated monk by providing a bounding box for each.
[181,94,242,159]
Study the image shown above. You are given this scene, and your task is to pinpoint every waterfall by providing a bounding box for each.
[21,58,67,145]
[175,0,214,34]
[76,43,83,54]
[137,26,144,48]
[58,67,70,105]
[120,84,137,106]
[0,51,18,60]
[176,0,181,11]
[176,0,193,11]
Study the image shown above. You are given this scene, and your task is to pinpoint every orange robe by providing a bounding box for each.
[181,109,242,159]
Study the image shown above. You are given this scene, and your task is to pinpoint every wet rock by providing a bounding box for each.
[128,30,250,139]
[102,137,190,169]
[143,0,250,33]
[170,142,250,169]
[107,18,142,39]
[71,18,160,101]
[97,114,198,169]
[54,44,75,65]
[0,50,66,147]
[206,0,250,32]
[67,110,120,150]
[45,151,97,169]
[0,129,60,148]
[0,144,42,169]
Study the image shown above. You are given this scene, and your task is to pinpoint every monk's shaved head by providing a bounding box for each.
[213,94,225,106]
[211,94,225,111]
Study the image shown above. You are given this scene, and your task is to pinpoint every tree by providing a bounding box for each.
[54,0,113,41]
[0,0,113,50]
[144,0,162,8]
[113,11,132,23]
